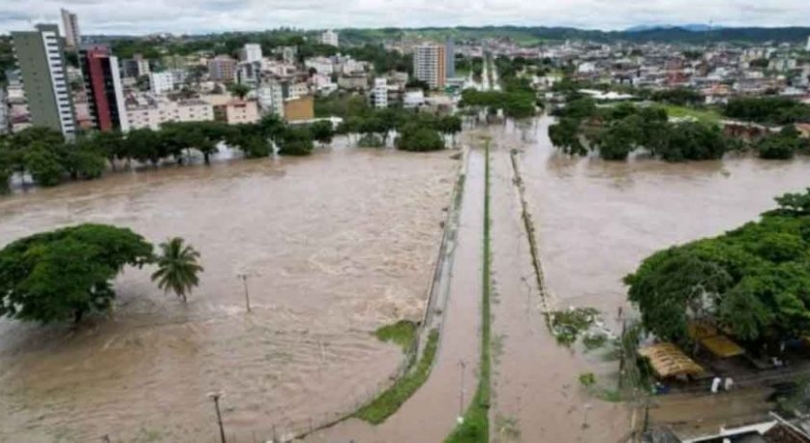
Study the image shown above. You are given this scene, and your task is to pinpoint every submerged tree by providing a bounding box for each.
[0,224,154,323]
[625,189,810,347]
[151,237,204,302]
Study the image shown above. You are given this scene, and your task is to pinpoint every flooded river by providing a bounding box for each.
[0,141,457,442]
[1,117,808,442]
[519,116,810,322]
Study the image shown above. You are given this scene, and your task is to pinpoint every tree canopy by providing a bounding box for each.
[625,189,810,347]
[0,224,154,323]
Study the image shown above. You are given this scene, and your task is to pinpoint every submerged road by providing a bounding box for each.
[304,149,487,443]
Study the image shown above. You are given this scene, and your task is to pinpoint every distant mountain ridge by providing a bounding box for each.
[625,24,719,32]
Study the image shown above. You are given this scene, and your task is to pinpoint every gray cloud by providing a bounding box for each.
[1,0,809,34]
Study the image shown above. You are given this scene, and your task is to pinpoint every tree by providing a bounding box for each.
[126,127,164,167]
[396,123,445,152]
[24,143,65,186]
[228,83,251,100]
[625,189,810,346]
[310,120,335,146]
[277,126,314,156]
[91,130,126,171]
[439,115,463,146]
[549,118,586,156]
[0,224,154,323]
[151,237,203,303]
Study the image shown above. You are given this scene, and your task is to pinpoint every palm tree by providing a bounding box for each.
[151,237,204,302]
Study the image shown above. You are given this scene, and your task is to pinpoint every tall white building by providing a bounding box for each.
[373,78,388,108]
[150,71,174,94]
[413,43,447,89]
[806,36,810,52]
[60,9,81,49]
[242,43,263,63]
[321,30,339,47]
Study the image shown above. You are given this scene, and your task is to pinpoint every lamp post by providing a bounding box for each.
[207,391,226,443]
[458,359,466,424]
[236,273,251,313]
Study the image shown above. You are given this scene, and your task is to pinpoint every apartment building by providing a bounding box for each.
[413,43,447,89]
[122,54,151,78]
[126,98,214,130]
[79,45,129,132]
[213,100,260,125]
[373,78,388,108]
[241,44,262,63]
[60,9,80,49]
[11,24,77,137]
[150,71,174,94]
[207,56,237,82]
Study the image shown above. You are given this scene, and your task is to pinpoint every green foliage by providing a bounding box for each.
[548,118,586,156]
[277,127,314,156]
[651,88,704,106]
[756,126,804,160]
[749,58,770,69]
[228,83,251,100]
[24,143,65,186]
[724,97,810,126]
[550,307,600,346]
[357,134,384,148]
[373,320,418,353]
[0,224,154,323]
[579,372,597,388]
[626,189,810,345]
[355,330,439,424]
[151,237,203,303]
[314,93,371,118]
[309,120,335,146]
[396,123,445,152]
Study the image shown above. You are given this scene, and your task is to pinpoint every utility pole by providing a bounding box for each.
[207,391,227,443]
[458,359,466,424]
[237,273,251,313]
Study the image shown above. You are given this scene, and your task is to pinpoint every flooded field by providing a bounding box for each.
[0,142,457,442]
[520,116,810,322]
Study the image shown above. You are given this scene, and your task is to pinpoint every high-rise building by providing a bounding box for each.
[79,45,129,132]
[373,78,388,108]
[60,9,81,49]
[11,24,77,137]
[445,38,456,79]
[806,36,810,52]
[321,30,339,47]
[207,56,237,83]
[413,43,447,89]
[241,43,262,63]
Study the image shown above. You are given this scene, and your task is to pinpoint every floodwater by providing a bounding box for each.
[0,140,457,442]
[488,116,810,442]
[304,149,485,443]
[520,116,810,322]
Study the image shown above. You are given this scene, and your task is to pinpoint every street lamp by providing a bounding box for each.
[457,359,466,424]
[236,273,251,313]
[207,391,227,443]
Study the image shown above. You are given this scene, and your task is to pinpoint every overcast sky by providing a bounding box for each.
[2,0,809,35]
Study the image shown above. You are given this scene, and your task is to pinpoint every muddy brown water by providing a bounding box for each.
[488,116,810,442]
[0,142,457,442]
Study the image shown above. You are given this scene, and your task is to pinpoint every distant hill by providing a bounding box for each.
[625,24,719,32]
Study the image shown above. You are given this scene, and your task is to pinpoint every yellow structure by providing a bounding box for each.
[639,343,705,379]
[213,100,260,125]
[283,95,315,122]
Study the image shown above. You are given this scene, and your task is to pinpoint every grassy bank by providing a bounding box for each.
[659,104,722,125]
[445,143,492,443]
[374,320,418,354]
[354,330,440,424]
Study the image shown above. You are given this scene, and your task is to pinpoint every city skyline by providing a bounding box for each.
[1,0,810,35]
